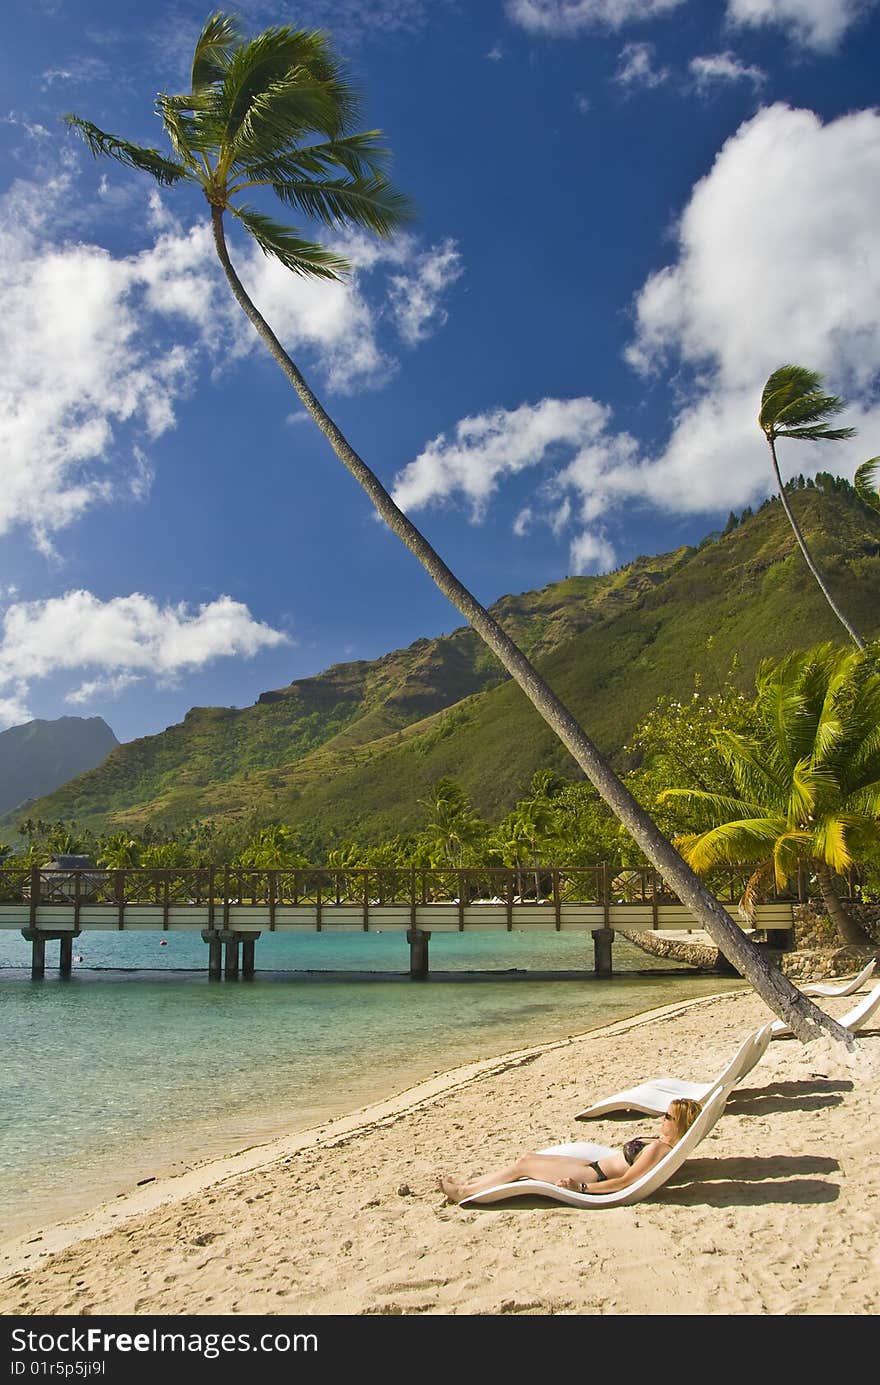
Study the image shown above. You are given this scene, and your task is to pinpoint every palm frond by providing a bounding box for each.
[268,173,414,235]
[230,205,349,278]
[776,425,856,442]
[658,787,766,820]
[854,456,880,514]
[191,12,241,90]
[759,363,854,443]
[739,859,775,923]
[759,364,821,430]
[63,115,189,186]
[774,393,847,429]
[241,131,395,183]
[812,815,853,872]
[228,74,341,167]
[222,27,357,147]
[675,817,787,873]
[154,93,214,169]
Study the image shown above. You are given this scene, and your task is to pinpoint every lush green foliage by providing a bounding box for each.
[661,644,880,924]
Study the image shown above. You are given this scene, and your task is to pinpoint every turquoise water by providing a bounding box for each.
[0,928,738,1239]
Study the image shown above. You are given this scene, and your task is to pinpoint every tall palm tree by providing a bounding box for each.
[65,12,847,1041]
[759,365,865,650]
[662,644,880,947]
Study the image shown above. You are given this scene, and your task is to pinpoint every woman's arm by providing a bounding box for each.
[569,1139,668,1195]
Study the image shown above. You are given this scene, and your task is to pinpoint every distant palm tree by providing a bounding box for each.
[662,644,880,947]
[854,456,880,515]
[759,365,865,650]
[64,13,846,1041]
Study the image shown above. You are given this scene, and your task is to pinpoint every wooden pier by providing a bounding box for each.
[0,864,806,980]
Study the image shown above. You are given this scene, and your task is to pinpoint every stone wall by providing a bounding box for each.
[779,902,880,982]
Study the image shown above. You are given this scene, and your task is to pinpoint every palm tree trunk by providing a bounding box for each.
[211,207,850,1044]
[814,861,871,947]
[768,440,864,650]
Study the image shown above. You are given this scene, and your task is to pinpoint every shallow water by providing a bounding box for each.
[0,928,739,1238]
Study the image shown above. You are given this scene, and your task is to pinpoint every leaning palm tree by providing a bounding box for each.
[65,12,848,1041]
[854,457,880,516]
[662,644,880,947]
[759,365,865,650]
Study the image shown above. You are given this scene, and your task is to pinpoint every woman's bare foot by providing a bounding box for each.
[438,1175,465,1204]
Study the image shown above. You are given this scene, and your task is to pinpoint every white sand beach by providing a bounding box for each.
[1,985,878,1317]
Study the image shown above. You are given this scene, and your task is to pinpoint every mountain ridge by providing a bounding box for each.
[10,489,880,849]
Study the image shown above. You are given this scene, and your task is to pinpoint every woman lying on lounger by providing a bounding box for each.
[438,1097,702,1204]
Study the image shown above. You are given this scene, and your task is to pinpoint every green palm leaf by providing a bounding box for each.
[269,174,414,235]
[63,116,190,186]
[854,456,880,514]
[230,205,349,278]
[191,12,240,90]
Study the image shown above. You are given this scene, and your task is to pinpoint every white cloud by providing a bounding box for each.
[66,673,143,705]
[0,165,461,542]
[387,239,464,346]
[394,102,880,562]
[0,591,290,725]
[570,529,617,572]
[614,41,670,88]
[618,103,880,512]
[0,692,32,729]
[689,51,766,92]
[726,0,877,52]
[628,105,880,392]
[505,0,686,34]
[487,43,506,60]
[575,93,593,113]
[391,397,634,519]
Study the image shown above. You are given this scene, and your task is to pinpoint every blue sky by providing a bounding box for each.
[2,0,879,743]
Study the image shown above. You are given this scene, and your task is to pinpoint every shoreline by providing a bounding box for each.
[0,991,728,1280]
[2,984,877,1315]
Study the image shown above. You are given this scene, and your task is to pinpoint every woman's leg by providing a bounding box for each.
[439,1153,602,1203]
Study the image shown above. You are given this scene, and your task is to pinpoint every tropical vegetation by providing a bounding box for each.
[661,644,880,946]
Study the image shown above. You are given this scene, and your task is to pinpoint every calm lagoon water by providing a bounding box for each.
[0,927,739,1238]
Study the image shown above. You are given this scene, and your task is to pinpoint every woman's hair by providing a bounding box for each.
[668,1097,702,1141]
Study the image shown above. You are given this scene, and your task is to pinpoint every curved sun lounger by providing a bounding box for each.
[801,958,877,998]
[573,1023,774,1120]
[459,1084,727,1208]
[770,978,880,1037]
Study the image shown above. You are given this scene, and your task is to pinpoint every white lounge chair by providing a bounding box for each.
[459,1084,727,1208]
[801,958,877,997]
[770,978,880,1037]
[573,1023,773,1120]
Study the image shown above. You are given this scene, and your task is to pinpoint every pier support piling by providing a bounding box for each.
[30,932,45,980]
[407,927,431,980]
[21,929,80,979]
[202,930,261,980]
[224,937,240,979]
[242,937,256,979]
[59,934,73,979]
[202,931,222,981]
[591,927,615,977]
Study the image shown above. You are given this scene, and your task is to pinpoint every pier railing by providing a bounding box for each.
[0,862,855,912]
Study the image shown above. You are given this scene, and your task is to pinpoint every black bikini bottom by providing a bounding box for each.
[588,1160,608,1182]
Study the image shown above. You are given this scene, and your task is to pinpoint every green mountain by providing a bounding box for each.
[0,716,118,817]
[13,490,880,849]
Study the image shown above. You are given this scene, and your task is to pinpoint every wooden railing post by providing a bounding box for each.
[29,866,39,930]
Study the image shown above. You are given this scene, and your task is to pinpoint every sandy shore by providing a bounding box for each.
[2,985,878,1316]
